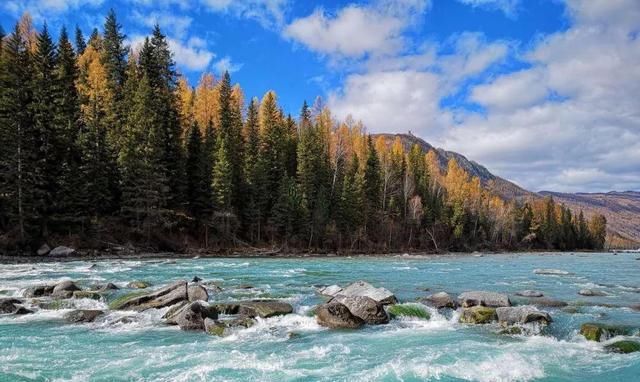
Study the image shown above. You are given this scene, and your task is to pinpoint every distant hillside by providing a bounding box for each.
[374,133,535,200]
[540,191,640,248]
[374,133,640,246]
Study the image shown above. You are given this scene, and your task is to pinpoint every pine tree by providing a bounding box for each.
[242,98,261,240]
[31,24,59,238]
[185,122,210,217]
[0,22,37,242]
[258,91,287,221]
[363,136,382,234]
[53,26,85,226]
[74,25,86,55]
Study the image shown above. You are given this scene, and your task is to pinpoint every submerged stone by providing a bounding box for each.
[578,289,607,297]
[534,269,570,275]
[516,290,544,298]
[579,323,636,342]
[605,340,640,354]
[387,303,431,320]
[64,309,105,323]
[127,281,151,289]
[73,291,102,300]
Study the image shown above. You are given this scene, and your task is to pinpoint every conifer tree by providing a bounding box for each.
[363,136,382,234]
[74,25,86,55]
[185,122,210,218]
[258,91,287,220]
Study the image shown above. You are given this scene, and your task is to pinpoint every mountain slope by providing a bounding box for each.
[375,133,640,246]
[540,191,640,247]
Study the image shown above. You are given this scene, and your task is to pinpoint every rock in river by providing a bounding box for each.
[336,281,397,305]
[49,246,76,257]
[605,340,640,354]
[458,291,511,308]
[64,310,105,323]
[459,306,497,324]
[127,281,151,289]
[579,322,636,342]
[188,285,208,302]
[110,281,188,311]
[516,290,544,298]
[534,268,570,275]
[0,298,23,314]
[23,285,55,298]
[316,301,365,329]
[421,292,457,309]
[52,281,81,298]
[318,285,343,298]
[578,289,607,297]
[333,295,389,325]
[174,301,219,331]
[495,306,552,326]
[211,300,293,318]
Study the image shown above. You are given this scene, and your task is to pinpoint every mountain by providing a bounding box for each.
[375,133,640,246]
[540,191,640,248]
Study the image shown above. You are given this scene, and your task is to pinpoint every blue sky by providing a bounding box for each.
[1,0,639,193]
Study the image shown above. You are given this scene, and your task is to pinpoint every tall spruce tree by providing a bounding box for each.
[101,9,127,153]
[363,136,382,233]
[74,25,86,55]
[185,121,210,217]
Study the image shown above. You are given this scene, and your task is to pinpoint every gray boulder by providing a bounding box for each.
[458,291,511,308]
[0,298,23,314]
[64,309,105,323]
[333,295,389,325]
[459,306,497,324]
[212,300,293,318]
[318,285,343,297]
[578,289,607,296]
[98,283,120,291]
[49,246,76,257]
[111,281,188,311]
[14,307,34,315]
[316,301,365,329]
[37,244,51,256]
[530,298,568,308]
[422,292,457,309]
[188,285,209,302]
[336,281,397,305]
[174,301,219,331]
[516,290,544,298]
[23,285,55,298]
[204,316,255,336]
[52,281,81,298]
[495,306,552,326]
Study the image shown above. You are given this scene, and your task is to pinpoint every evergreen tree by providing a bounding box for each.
[74,25,86,55]
[258,91,287,221]
[243,98,261,240]
[31,24,59,238]
[363,136,382,235]
[185,122,210,217]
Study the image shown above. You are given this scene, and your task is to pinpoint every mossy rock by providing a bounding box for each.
[206,322,226,336]
[37,299,70,310]
[561,306,582,314]
[73,291,102,300]
[460,306,497,324]
[605,340,640,354]
[387,303,431,320]
[579,323,635,342]
[108,291,149,310]
[127,281,151,289]
[499,326,523,335]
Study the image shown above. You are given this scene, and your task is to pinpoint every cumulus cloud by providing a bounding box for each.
[443,0,640,192]
[128,34,216,72]
[284,0,430,58]
[2,0,104,22]
[213,56,243,74]
[131,10,193,39]
[200,0,289,29]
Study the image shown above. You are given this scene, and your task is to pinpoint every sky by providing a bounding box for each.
[1,0,639,193]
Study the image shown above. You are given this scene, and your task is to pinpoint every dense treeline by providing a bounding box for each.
[0,12,607,254]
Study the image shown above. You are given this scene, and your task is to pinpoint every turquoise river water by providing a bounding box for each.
[1,252,639,381]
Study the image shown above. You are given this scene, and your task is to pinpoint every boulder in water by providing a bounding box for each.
[333,295,389,324]
[495,306,552,326]
[578,289,607,297]
[23,285,55,298]
[212,300,293,318]
[534,268,570,275]
[458,291,510,308]
[530,298,568,308]
[516,290,544,298]
[64,309,105,323]
[37,244,51,256]
[49,246,76,257]
[459,306,497,324]
[14,306,34,315]
[422,292,457,309]
[579,323,635,342]
[316,301,365,329]
[336,281,397,305]
[110,281,188,311]
[127,281,151,289]
[174,301,219,331]
[187,285,208,302]
[52,281,81,298]
[73,290,102,300]
[0,298,23,314]
[204,316,255,336]
[605,340,640,354]
[318,285,343,297]
[98,283,119,291]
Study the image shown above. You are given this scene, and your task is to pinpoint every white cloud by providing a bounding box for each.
[213,56,243,74]
[457,0,520,18]
[128,34,216,72]
[200,0,289,29]
[131,10,193,39]
[2,0,104,21]
[284,0,430,58]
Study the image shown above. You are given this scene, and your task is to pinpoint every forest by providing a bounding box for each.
[0,11,607,255]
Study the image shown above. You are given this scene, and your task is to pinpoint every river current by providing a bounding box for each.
[1,252,639,381]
